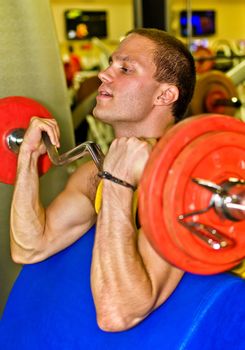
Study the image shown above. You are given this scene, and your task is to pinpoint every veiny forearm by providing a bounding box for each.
[91,182,155,331]
[10,150,46,263]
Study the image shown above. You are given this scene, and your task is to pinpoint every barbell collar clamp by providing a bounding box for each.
[192,178,226,195]
[178,218,232,250]
[178,205,233,250]
[193,177,245,221]
[177,177,244,250]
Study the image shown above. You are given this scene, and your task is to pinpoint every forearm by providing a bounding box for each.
[10,149,45,263]
[91,182,154,331]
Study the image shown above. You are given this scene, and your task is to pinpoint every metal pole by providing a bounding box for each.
[186,0,193,51]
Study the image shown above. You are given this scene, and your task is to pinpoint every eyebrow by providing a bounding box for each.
[108,54,137,64]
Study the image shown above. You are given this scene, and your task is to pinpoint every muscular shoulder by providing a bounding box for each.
[66,160,100,203]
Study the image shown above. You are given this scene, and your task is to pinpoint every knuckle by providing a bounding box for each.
[30,116,39,124]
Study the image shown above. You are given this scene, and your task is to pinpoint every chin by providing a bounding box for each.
[93,110,109,124]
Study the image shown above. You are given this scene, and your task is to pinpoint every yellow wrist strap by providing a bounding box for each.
[95,180,138,228]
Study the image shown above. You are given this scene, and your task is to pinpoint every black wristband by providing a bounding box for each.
[98,171,136,191]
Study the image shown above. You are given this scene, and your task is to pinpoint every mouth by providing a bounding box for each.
[97,87,113,99]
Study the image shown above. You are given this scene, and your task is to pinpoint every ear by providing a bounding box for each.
[154,85,179,106]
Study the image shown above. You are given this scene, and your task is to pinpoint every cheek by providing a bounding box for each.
[129,85,155,109]
[119,92,153,120]
[114,78,157,115]
[122,81,153,102]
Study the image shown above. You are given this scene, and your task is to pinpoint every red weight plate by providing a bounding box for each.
[164,131,245,273]
[139,114,245,274]
[0,96,53,185]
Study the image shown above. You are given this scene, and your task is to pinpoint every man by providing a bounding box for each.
[10,28,196,332]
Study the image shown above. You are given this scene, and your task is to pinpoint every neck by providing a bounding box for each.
[113,115,175,139]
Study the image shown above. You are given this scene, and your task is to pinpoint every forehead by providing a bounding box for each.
[113,34,156,66]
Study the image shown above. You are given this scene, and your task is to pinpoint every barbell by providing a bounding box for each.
[1,96,245,275]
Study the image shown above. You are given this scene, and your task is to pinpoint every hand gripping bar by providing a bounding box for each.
[7,128,105,171]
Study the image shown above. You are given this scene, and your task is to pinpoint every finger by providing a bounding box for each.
[44,119,61,147]
[30,117,60,147]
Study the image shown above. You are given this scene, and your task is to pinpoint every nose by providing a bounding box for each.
[98,66,113,83]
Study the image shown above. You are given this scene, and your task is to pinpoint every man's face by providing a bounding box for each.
[93,34,161,127]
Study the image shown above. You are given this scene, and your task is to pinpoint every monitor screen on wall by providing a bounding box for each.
[64,9,107,40]
[180,10,216,37]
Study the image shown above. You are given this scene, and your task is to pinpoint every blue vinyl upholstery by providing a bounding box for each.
[0,226,244,349]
